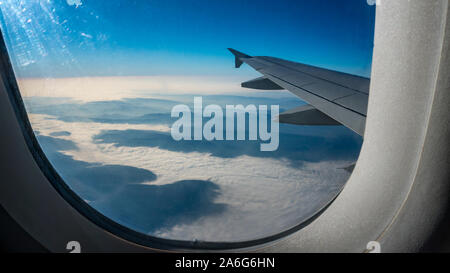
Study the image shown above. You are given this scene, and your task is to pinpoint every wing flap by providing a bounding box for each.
[241,76,283,90]
[301,81,356,101]
[265,73,366,135]
[333,93,369,116]
[260,56,370,94]
[268,73,366,135]
[278,104,341,126]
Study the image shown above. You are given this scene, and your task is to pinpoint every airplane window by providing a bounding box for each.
[0,1,374,244]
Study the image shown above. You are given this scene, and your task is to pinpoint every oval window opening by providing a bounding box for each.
[0,0,374,244]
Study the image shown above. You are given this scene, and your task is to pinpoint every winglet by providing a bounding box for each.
[228,48,251,68]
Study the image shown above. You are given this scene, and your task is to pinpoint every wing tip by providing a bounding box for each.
[227,48,251,57]
[228,48,251,68]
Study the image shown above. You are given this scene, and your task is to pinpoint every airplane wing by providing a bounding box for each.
[228,48,370,136]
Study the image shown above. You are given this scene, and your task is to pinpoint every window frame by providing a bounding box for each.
[0,1,448,253]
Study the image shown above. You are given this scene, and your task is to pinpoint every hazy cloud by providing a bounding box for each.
[29,93,362,241]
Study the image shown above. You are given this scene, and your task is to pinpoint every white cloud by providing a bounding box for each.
[30,113,352,242]
[17,76,258,102]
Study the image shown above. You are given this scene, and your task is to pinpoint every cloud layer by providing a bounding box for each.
[27,93,362,242]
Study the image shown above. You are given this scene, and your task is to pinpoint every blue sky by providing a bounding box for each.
[0,0,375,78]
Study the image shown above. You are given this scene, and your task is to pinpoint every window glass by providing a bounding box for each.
[0,0,374,243]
